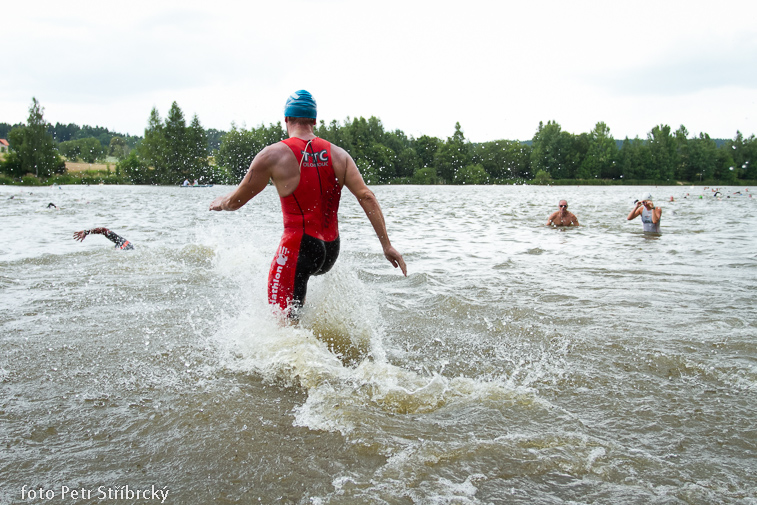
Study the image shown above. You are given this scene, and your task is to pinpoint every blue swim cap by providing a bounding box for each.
[284,90,317,119]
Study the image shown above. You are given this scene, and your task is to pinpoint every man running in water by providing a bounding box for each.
[546,199,579,226]
[627,192,661,233]
[73,228,134,250]
[209,90,406,318]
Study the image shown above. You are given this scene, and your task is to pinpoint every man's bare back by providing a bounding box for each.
[244,138,353,199]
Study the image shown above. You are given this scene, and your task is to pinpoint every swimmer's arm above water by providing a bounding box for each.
[73,228,132,248]
[73,227,110,241]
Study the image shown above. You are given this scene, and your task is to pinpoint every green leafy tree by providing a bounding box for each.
[532,169,553,185]
[414,135,441,169]
[507,142,533,179]
[618,137,652,180]
[435,122,471,183]
[187,114,211,182]
[472,141,502,179]
[138,107,167,181]
[1,122,24,139]
[109,136,128,160]
[367,142,396,183]
[216,124,268,182]
[134,102,215,184]
[258,122,287,146]
[164,102,190,183]
[647,125,677,181]
[58,137,106,163]
[357,158,380,185]
[576,122,618,179]
[455,164,488,184]
[316,119,353,150]
[2,98,65,178]
[76,125,114,147]
[117,151,153,184]
[348,117,373,160]
[384,129,412,155]
[475,140,532,180]
[411,166,438,184]
[726,131,757,180]
[395,147,420,178]
[57,140,79,161]
[530,120,575,180]
[674,125,690,180]
[684,132,718,182]
[712,144,738,183]
[206,128,226,153]
[77,137,105,163]
[48,122,80,142]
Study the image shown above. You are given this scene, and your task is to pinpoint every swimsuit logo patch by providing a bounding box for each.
[301,150,328,163]
[276,247,289,266]
[270,246,290,304]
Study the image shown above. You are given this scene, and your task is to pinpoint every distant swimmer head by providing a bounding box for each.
[639,192,653,202]
[284,90,317,119]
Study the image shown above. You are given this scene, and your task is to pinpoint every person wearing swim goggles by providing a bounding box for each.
[627,192,661,233]
[546,200,579,226]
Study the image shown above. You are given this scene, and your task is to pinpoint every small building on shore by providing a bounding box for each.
[0,139,9,153]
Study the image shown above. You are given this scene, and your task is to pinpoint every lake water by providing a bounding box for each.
[1,183,755,504]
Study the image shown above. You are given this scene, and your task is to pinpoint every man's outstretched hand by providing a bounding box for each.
[384,246,407,276]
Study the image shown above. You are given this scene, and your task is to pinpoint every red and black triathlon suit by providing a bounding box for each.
[267,137,342,316]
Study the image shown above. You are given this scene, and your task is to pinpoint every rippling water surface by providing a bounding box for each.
[1,183,755,504]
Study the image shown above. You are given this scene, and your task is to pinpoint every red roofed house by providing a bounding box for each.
[0,139,9,153]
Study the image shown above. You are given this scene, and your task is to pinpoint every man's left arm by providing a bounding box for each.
[342,152,407,276]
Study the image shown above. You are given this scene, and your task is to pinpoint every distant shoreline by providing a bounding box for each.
[1,159,754,187]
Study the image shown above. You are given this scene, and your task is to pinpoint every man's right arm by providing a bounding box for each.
[209,145,280,211]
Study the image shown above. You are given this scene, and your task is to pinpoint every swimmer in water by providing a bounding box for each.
[546,200,579,226]
[73,228,134,250]
[627,192,661,233]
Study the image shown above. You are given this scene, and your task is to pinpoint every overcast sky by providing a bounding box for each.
[2,0,755,142]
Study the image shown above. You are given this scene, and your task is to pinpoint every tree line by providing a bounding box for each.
[2,97,755,185]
